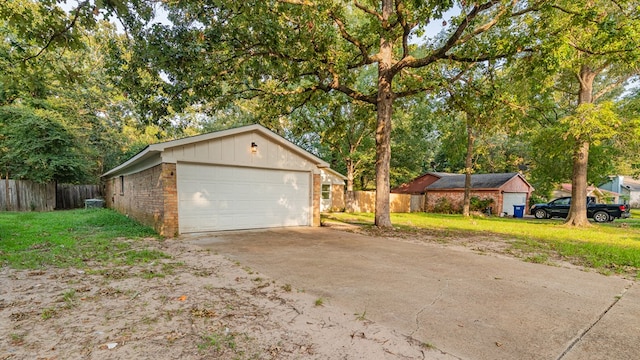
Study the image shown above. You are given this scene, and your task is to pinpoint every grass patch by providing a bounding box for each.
[198,331,237,352]
[325,212,640,275]
[0,209,160,269]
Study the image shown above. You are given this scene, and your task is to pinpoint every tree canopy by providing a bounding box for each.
[2,0,639,228]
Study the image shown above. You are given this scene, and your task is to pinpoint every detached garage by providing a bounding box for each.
[393,172,534,216]
[102,124,333,236]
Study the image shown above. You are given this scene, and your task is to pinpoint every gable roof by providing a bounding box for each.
[321,167,347,184]
[558,183,620,197]
[391,172,455,194]
[426,172,527,190]
[102,124,329,177]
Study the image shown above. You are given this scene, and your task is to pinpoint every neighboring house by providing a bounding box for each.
[553,183,621,203]
[320,168,347,212]
[102,124,338,236]
[390,172,456,195]
[393,172,534,216]
[598,175,640,207]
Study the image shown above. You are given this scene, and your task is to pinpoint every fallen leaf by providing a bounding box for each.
[178,295,187,301]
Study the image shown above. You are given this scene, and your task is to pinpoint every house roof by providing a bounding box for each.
[559,183,621,197]
[391,172,455,194]
[321,167,347,184]
[426,172,527,190]
[102,124,330,177]
[622,177,640,192]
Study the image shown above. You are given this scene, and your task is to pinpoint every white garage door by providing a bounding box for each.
[177,163,311,233]
[502,192,527,216]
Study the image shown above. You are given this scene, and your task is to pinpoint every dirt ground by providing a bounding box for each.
[1,222,630,360]
[0,235,434,360]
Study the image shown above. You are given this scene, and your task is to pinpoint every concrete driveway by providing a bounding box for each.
[187,227,639,360]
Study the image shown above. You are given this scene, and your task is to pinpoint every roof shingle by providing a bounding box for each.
[426,173,520,190]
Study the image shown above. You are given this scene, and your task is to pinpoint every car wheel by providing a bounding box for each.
[534,209,548,219]
[593,211,609,223]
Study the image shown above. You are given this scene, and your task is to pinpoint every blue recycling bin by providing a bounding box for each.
[513,205,525,218]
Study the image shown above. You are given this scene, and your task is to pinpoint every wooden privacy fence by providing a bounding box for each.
[345,191,423,213]
[0,180,102,211]
[55,183,102,210]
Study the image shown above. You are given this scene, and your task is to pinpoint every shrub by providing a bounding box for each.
[470,197,494,212]
[433,197,457,214]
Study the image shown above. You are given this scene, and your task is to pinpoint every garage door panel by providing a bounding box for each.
[502,193,527,216]
[178,164,311,233]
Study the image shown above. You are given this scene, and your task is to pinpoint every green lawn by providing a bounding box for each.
[3,208,639,277]
[0,209,164,269]
[326,211,640,277]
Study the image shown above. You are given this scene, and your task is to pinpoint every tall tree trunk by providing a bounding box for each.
[374,0,394,228]
[462,116,475,217]
[565,65,597,226]
[345,158,355,192]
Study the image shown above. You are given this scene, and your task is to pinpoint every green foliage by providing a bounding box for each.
[469,197,494,212]
[560,102,620,144]
[0,1,170,182]
[433,198,457,214]
[0,105,88,183]
[528,194,548,207]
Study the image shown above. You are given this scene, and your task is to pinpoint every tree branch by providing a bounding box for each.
[456,1,510,45]
[330,12,374,65]
[354,0,383,21]
[276,0,316,5]
[23,1,90,62]
[568,41,640,57]
[393,0,501,71]
[594,73,638,101]
[319,78,377,105]
[511,0,546,16]
[437,1,501,56]
[395,0,413,60]
[396,66,470,99]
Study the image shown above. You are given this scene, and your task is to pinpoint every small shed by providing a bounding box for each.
[102,124,337,236]
[320,168,347,212]
[393,172,534,215]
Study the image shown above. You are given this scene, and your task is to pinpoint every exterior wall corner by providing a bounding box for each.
[312,172,321,226]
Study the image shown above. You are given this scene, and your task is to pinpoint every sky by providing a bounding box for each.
[59,0,456,41]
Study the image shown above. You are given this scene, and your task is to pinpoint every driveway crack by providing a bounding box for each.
[556,282,633,360]
[410,279,449,337]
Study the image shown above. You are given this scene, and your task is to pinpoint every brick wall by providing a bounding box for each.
[312,173,321,226]
[425,190,501,214]
[103,164,177,237]
[160,163,178,237]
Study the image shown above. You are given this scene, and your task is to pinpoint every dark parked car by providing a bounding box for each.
[530,196,631,222]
